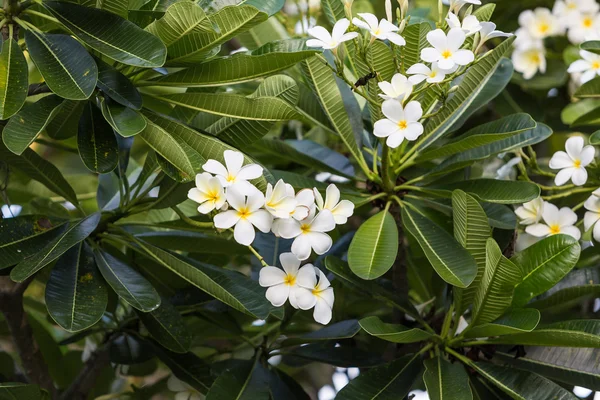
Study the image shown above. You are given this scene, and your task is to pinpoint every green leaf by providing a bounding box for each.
[575,76,600,98]
[25,31,97,100]
[77,101,119,173]
[0,36,28,120]
[44,1,167,67]
[512,59,568,91]
[402,22,432,70]
[134,240,278,319]
[2,95,64,155]
[0,383,43,400]
[151,344,213,393]
[462,308,540,338]
[472,363,578,400]
[469,238,522,328]
[591,130,600,145]
[527,267,600,311]
[452,190,491,315]
[348,211,398,280]
[511,234,581,307]
[581,40,600,54]
[301,55,364,165]
[99,0,128,18]
[419,38,515,150]
[284,342,383,367]
[150,40,316,87]
[93,248,161,312]
[10,213,101,282]
[424,355,472,400]
[205,360,269,400]
[136,297,192,353]
[484,320,600,347]
[432,179,541,204]
[359,316,433,343]
[135,231,247,255]
[402,207,477,288]
[100,98,146,137]
[335,355,423,400]
[45,100,85,140]
[96,58,142,110]
[45,242,108,332]
[0,215,68,269]
[281,320,360,346]
[145,2,214,50]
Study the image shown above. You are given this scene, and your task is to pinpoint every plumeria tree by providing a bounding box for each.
[1,0,600,399]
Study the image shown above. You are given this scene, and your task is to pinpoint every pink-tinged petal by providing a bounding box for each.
[233,219,255,245]
[308,26,333,43]
[224,150,244,175]
[311,210,336,232]
[560,226,581,240]
[593,220,600,242]
[568,59,592,73]
[277,219,302,239]
[294,287,317,310]
[386,32,406,46]
[297,264,317,289]
[280,252,301,276]
[197,201,216,214]
[437,57,455,70]
[374,119,400,138]
[452,49,474,65]
[554,167,575,186]
[566,136,585,159]
[447,27,467,50]
[265,284,290,307]
[386,133,405,148]
[421,48,441,63]
[558,207,578,227]
[313,299,333,325]
[214,210,240,229]
[381,99,404,121]
[571,168,588,186]
[259,267,287,287]
[407,63,431,75]
[357,13,379,31]
[324,184,341,210]
[403,123,424,141]
[308,232,333,255]
[292,235,312,261]
[247,210,273,233]
[306,39,326,48]
[542,202,560,225]
[404,101,423,121]
[202,159,228,177]
[332,18,351,41]
[427,29,448,49]
[525,224,552,237]
[332,200,354,224]
[226,186,247,210]
[549,151,573,169]
[584,211,600,231]
[237,164,263,181]
[580,145,596,166]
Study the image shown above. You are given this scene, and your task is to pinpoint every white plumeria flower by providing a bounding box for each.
[264,179,297,219]
[374,100,424,148]
[352,13,406,46]
[259,252,316,308]
[476,22,512,51]
[271,186,315,236]
[421,28,475,70]
[584,189,600,242]
[314,184,355,225]
[513,28,543,50]
[526,202,581,240]
[377,73,414,102]
[554,0,599,26]
[295,266,335,325]
[277,209,336,260]
[443,0,482,13]
[407,62,457,84]
[515,197,544,225]
[168,376,202,400]
[549,136,595,186]
[518,8,562,40]
[446,12,482,37]
[213,186,273,246]
[306,18,358,50]
[512,46,546,79]
[187,173,226,214]
[568,50,600,84]
[567,12,600,44]
[202,150,263,190]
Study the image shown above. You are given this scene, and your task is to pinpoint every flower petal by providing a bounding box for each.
[324,184,341,210]
[214,210,240,229]
[202,159,228,177]
[404,101,423,121]
[313,299,333,325]
[308,231,333,255]
[374,119,400,138]
[525,223,552,237]
[386,133,405,148]
[580,145,596,166]
[447,28,466,50]
[407,63,431,75]
[308,26,332,43]
[259,267,287,287]
[386,32,406,46]
[332,200,354,224]
[593,219,600,242]
[381,99,404,121]
[554,167,575,186]
[310,210,336,232]
[280,252,301,276]
[558,207,578,227]
[332,18,351,41]
[403,122,424,141]
[277,219,302,239]
[421,48,441,63]
[427,29,448,49]
[265,284,289,307]
[452,49,475,65]
[233,218,255,245]
[292,235,313,261]
[560,225,581,240]
[237,164,263,181]
[197,201,216,214]
[297,264,317,288]
[224,150,244,175]
[566,136,585,159]
[584,211,600,231]
[542,202,560,225]
[549,151,573,169]
[572,167,588,186]
[357,13,379,31]
[294,287,317,310]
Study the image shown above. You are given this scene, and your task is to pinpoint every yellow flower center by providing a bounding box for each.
[549,224,561,234]
[238,207,250,219]
[226,174,236,182]
[537,23,550,34]
[584,17,593,28]
[593,62,600,70]
[529,53,541,64]
[207,191,220,202]
[374,28,381,35]
[574,159,582,168]
[441,50,452,59]
[300,224,311,234]
[398,120,408,129]
[429,71,437,78]
[284,274,296,286]
[568,2,577,9]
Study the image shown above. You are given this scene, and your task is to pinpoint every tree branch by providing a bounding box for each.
[0,277,57,399]
[27,83,53,97]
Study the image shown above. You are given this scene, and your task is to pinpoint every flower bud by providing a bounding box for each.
[398,0,408,19]
[344,0,354,20]
[385,0,393,21]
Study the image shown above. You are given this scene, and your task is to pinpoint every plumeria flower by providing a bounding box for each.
[567,12,600,44]
[202,150,263,190]
[352,13,406,46]
[584,189,600,242]
[513,28,543,50]
[213,186,273,246]
[168,376,202,400]
[421,28,475,70]
[518,8,562,40]
[272,187,315,237]
[264,179,297,219]
[259,252,316,308]
[446,12,482,37]
[277,209,336,260]
[374,100,424,148]
[314,184,354,225]
[306,18,358,50]
[476,22,512,51]
[549,136,595,186]
[295,266,335,325]
[568,50,600,84]
[407,62,457,84]
[377,73,413,102]
[554,0,599,20]
[443,0,482,13]
[526,202,581,240]
[515,197,544,225]
[512,46,546,79]
[187,173,227,214]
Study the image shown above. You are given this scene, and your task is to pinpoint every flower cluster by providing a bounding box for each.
[187,150,354,260]
[517,197,581,241]
[514,0,600,80]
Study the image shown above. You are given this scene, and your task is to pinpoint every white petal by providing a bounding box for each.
[202,159,228,177]
[319,287,335,308]
[379,19,399,33]
[188,188,208,204]
[421,48,441,63]
[265,284,290,307]
[294,287,317,310]
[259,267,287,287]
[313,299,333,325]
[214,210,240,229]
[324,184,341,210]
[332,200,354,224]
[297,264,318,288]
[296,189,315,208]
[584,211,600,231]
[310,210,336,232]
[197,201,216,214]
[561,226,581,240]
[277,219,302,239]
[378,81,396,97]
[404,101,423,121]
[233,219,255,246]
[408,75,427,84]
[386,133,405,148]
[237,164,263,181]
[332,18,351,41]
[308,26,332,43]
[247,210,273,233]
[558,207,578,227]
[452,49,475,65]
[525,224,552,237]
[292,235,313,261]
[357,13,379,31]
[313,187,325,209]
[580,146,596,166]
[447,27,466,50]
[549,151,574,169]
[315,268,332,290]
[339,32,359,43]
[381,99,404,121]
[407,63,431,75]
[306,39,326,48]
[280,252,301,276]
[386,32,406,46]
[403,122,424,141]
[427,29,448,49]
[224,150,244,175]
[593,220,600,242]
[582,69,598,84]
[226,186,246,211]
[555,168,575,186]
[352,18,371,31]
[566,136,585,159]
[374,119,400,138]
[308,232,333,255]
[568,59,592,73]
[542,202,560,225]
[572,168,588,186]
[437,57,456,70]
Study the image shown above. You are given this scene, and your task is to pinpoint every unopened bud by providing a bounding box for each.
[344,0,354,20]
[385,0,393,21]
[398,19,407,33]
[448,85,459,94]
[398,0,408,19]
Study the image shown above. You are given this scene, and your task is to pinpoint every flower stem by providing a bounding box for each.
[171,206,214,229]
[248,245,269,267]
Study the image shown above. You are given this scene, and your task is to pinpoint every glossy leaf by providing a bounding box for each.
[0,36,28,120]
[359,316,433,343]
[45,100,85,140]
[282,320,360,346]
[527,267,600,310]
[485,320,600,347]
[424,356,472,400]
[348,211,398,280]
[44,1,167,67]
[284,342,383,367]
[402,207,477,288]
[96,58,142,110]
[402,22,432,70]
[10,213,101,282]
[100,99,146,137]
[145,2,214,50]
[135,231,247,255]
[2,95,64,155]
[205,360,269,400]
[152,344,213,393]
[575,76,600,98]
[136,297,192,353]
[78,101,119,173]
[45,242,108,332]
[25,31,97,100]
[432,179,540,204]
[463,308,540,338]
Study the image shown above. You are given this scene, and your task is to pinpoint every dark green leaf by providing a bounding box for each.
[45,100,85,140]
[0,36,28,120]
[284,342,383,367]
[527,267,600,311]
[359,316,433,343]
[135,231,247,255]
[100,98,146,137]
[152,344,213,393]
[136,297,192,353]
[96,58,142,109]
[78,102,119,173]
[0,383,43,400]
[424,355,472,400]
[431,179,540,204]
[206,360,269,400]
[485,320,600,347]
[282,320,360,346]
[463,308,540,338]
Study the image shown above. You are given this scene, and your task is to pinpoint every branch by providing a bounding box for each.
[0,277,57,399]
[28,83,52,96]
